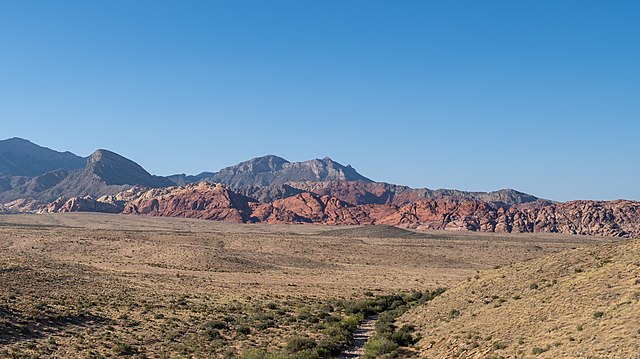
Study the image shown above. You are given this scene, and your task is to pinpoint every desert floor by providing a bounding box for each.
[0,213,616,357]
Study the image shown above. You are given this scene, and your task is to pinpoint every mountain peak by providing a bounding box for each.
[85,149,172,188]
[2,137,33,144]
[88,149,123,164]
[0,138,85,177]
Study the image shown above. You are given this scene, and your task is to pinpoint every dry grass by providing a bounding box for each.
[0,213,617,357]
[400,239,640,358]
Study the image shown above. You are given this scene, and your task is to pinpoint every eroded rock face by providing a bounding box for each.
[122,182,257,223]
[43,182,640,238]
[41,196,122,214]
[382,199,640,237]
[285,181,541,207]
[252,192,373,225]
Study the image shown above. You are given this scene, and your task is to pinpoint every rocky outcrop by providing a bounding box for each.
[122,183,257,223]
[167,155,372,188]
[252,192,373,225]
[377,199,640,237]
[285,181,542,207]
[165,157,543,207]
[41,196,123,214]
[48,183,639,238]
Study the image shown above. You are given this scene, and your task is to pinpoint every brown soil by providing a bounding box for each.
[0,213,617,357]
[400,239,640,358]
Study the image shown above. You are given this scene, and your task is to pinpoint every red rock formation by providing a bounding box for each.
[252,192,373,224]
[286,180,540,206]
[122,182,257,223]
[43,182,640,238]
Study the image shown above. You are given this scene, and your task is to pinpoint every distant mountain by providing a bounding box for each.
[0,137,85,177]
[283,181,544,207]
[53,183,640,238]
[0,138,545,213]
[168,155,372,189]
[83,150,174,188]
[0,148,173,205]
[165,156,541,206]
[165,171,216,186]
[31,149,173,201]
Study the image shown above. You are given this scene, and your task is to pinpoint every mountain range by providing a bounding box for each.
[2,137,639,237]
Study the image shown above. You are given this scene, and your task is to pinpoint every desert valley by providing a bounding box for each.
[0,138,639,358]
[3,2,639,357]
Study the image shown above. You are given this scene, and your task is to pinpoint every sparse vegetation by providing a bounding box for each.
[592,311,604,319]
[0,214,616,357]
[398,237,639,358]
[532,344,551,355]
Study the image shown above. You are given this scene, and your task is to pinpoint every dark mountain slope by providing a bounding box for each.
[0,137,85,176]
[167,155,372,189]
[0,149,173,204]
[37,150,173,200]
[84,150,173,187]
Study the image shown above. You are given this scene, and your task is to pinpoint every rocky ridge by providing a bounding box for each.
[282,180,543,207]
[47,183,640,238]
[1,149,173,207]
[168,155,372,189]
[0,137,86,177]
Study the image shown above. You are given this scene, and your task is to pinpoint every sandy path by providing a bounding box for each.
[340,315,378,358]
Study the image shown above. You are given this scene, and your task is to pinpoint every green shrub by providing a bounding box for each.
[112,341,136,355]
[391,325,415,346]
[492,341,508,350]
[204,320,227,330]
[448,308,461,319]
[286,337,317,353]
[364,336,399,358]
[236,325,251,335]
[592,311,604,319]
[532,345,551,355]
[203,328,221,340]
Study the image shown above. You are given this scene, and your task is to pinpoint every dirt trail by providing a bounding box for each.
[340,315,378,358]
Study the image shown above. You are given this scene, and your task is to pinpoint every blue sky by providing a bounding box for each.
[1,1,638,201]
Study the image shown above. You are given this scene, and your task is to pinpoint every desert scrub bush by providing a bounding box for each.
[286,336,317,353]
[363,336,399,358]
[448,308,461,319]
[389,325,416,347]
[240,289,444,358]
[240,349,288,359]
[112,341,137,355]
[532,344,551,355]
[362,293,434,358]
[592,311,605,319]
[236,325,251,335]
[492,341,508,350]
[204,319,227,330]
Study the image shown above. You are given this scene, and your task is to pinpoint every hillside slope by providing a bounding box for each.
[286,180,541,207]
[400,239,640,358]
[0,137,85,177]
[169,155,372,188]
[0,149,173,205]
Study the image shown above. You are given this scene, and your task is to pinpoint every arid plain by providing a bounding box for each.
[0,213,615,358]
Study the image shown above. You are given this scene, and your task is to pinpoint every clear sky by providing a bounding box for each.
[1,1,638,201]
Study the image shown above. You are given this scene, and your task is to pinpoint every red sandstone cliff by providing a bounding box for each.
[45,183,640,238]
